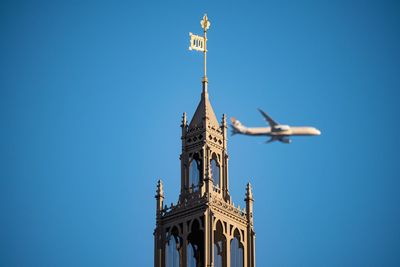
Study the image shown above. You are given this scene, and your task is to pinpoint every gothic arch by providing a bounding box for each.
[230,228,244,267]
[212,218,226,236]
[188,217,203,232]
[210,152,221,165]
[166,225,183,240]
[213,220,226,267]
[165,226,182,267]
[189,160,200,191]
[233,228,243,243]
[230,227,244,244]
[210,153,221,188]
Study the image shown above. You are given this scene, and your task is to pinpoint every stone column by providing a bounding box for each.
[182,222,188,267]
[226,235,231,267]
[245,183,255,267]
[204,209,210,266]
[243,233,248,267]
[209,213,214,267]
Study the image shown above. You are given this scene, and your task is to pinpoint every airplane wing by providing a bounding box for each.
[279,136,291,144]
[257,109,279,127]
[265,136,291,144]
[265,136,278,143]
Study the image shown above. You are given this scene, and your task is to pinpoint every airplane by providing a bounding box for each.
[230,109,321,143]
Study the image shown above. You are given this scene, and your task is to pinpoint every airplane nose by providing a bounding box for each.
[315,129,321,135]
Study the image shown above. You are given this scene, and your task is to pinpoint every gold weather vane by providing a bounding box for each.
[189,14,211,82]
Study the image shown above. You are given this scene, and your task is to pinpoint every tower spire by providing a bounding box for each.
[188,14,218,129]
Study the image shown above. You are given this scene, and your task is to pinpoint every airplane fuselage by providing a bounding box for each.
[239,126,321,137]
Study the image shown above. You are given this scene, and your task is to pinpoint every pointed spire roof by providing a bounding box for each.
[189,81,219,129]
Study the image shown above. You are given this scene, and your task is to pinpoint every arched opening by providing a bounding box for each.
[187,242,198,267]
[189,154,201,192]
[187,219,204,267]
[210,157,220,188]
[230,229,244,267]
[166,227,181,267]
[214,221,226,267]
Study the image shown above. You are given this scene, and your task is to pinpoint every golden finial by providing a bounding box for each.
[189,14,211,83]
[201,14,211,32]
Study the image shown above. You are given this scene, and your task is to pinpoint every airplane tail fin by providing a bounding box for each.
[258,108,279,127]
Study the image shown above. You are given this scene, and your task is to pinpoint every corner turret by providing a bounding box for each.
[245,182,254,225]
[155,180,164,219]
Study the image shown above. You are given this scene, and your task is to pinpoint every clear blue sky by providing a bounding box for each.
[1,1,399,266]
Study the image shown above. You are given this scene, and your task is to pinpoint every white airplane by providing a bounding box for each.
[230,109,321,143]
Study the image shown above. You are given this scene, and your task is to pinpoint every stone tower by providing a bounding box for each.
[153,77,256,267]
[154,14,255,267]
